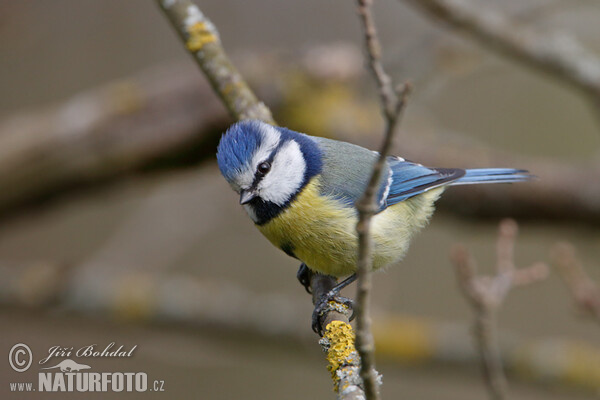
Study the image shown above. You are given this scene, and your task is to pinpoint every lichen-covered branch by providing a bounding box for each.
[320,321,364,400]
[310,242,365,399]
[354,1,410,398]
[402,0,600,107]
[156,0,274,124]
[451,219,548,400]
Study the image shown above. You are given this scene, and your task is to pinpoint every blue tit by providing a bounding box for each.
[216,120,531,280]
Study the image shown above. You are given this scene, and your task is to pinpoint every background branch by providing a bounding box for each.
[402,0,600,112]
[552,242,600,323]
[0,65,228,220]
[0,58,598,223]
[451,219,549,400]
[1,263,598,392]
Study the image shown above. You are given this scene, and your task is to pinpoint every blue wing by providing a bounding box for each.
[383,157,531,208]
[314,136,531,212]
[383,158,464,207]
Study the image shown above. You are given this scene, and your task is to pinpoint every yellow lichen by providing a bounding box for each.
[323,320,357,390]
[327,300,352,315]
[186,22,217,52]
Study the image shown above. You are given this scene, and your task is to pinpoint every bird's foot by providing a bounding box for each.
[311,274,358,335]
[296,263,313,294]
[312,291,354,335]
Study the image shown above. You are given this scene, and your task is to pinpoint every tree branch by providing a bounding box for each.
[156,0,275,124]
[402,0,600,109]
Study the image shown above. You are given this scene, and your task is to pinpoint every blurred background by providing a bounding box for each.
[0,0,599,399]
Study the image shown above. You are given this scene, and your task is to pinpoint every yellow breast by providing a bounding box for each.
[257,177,442,277]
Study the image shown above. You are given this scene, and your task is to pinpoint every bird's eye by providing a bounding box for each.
[257,161,271,175]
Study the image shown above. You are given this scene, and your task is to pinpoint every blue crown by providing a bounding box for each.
[216,120,265,182]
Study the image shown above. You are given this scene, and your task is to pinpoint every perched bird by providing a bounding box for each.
[217,120,531,329]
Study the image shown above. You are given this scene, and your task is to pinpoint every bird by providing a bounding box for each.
[216,120,531,330]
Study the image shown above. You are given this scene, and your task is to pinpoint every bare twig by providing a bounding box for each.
[354,0,411,398]
[450,219,549,400]
[357,0,398,121]
[402,0,600,110]
[157,0,275,124]
[552,242,600,323]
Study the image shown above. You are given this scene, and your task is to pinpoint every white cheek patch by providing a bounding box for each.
[258,140,306,206]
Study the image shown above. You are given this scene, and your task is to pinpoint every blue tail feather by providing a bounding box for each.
[451,168,533,186]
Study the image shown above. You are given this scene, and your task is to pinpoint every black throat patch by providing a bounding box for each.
[246,197,288,226]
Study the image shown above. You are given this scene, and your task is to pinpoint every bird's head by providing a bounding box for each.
[216,120,322,224]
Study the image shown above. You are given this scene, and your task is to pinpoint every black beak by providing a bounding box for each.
[239,189,257,205]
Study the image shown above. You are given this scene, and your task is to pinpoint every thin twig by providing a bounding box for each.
[402,0,600,109]
[357,0,397,120]
[552,242,600,323]
[156,0,275,124]
[355,0,411,398]
[450,219,549,400]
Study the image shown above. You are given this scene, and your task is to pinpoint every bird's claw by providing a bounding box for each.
[311,291,354,335]
[296,263,313,294]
